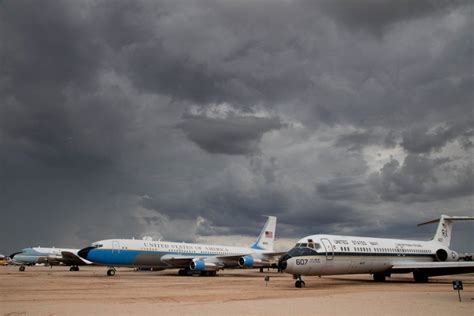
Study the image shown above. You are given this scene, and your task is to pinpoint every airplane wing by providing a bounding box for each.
[159,255,204,268]
[161,251,288,269]
[391,261,474,276]
[215,251,288,268]
[61,251,92,266]
[216,251,287,261]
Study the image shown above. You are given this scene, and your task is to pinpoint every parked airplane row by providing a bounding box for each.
[7,214,474,287]
[9,216,282,275]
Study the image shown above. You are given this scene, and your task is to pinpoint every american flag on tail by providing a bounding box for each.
[265,231,273,238]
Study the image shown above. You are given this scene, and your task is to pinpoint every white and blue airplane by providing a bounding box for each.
[9,247,91,271]
[278,215,474,287]
[79,216,284,276]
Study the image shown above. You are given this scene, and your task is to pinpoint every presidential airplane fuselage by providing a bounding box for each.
[278,215,474,287]
[79,216,282,276]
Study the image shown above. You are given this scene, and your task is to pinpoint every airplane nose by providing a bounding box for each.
[278,253,291,271]
[78,246,95,259]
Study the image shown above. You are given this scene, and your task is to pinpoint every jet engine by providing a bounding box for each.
[189,259,218,271]
[435,249,448,261]
[238,255,264,268]
[436,248,460,261]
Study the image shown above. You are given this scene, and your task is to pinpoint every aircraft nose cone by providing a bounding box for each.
[78,246,95,260]
[278,254,291,271]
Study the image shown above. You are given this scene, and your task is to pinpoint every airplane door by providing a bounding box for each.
[112,241,120,254]
[321,238,334,260]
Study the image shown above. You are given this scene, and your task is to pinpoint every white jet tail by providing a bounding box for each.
[417,214,474,247]
[250,216,277,251]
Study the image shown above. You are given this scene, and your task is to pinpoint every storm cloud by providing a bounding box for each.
[0,0,472,254]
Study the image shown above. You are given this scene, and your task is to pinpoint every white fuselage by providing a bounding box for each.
[12,247,79,265]
[283,234,456,276]
[83,239,270,268]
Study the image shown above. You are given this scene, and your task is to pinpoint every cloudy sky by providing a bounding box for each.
[1,0,472,255]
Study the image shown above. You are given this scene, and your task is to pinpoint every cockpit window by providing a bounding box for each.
[307,242,322,249]
[299,243,308,248]
[288,246,317,257]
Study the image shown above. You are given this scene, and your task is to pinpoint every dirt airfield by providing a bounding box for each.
[0,265,473,315]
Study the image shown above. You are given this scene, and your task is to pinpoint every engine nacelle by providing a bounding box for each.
[189,259,218,271]
[239,255,254,267]
[238,255,264,268]
[435,249,448,261]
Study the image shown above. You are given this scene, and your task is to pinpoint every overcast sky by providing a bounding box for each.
[1,0,472,255]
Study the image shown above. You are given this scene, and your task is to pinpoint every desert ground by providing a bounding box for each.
[0,265,473,315]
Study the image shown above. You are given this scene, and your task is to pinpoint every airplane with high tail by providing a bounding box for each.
[9,247,91,271]
[278,215,474,288]
[78,216,284,276]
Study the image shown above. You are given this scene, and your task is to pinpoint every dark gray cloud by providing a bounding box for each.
[401,121,474,153]
[335,129,398,151]
[369,154,473,202]
[178,114,284,155]
[0,0,472,254]
[316,0,469,35]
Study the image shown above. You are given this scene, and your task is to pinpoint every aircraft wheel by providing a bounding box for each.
[413,271,428,283]
[373,273,386,282]
[295,280,305,288]
[107,269,116,276]
[70,266,75,271]
[19,265,25,272]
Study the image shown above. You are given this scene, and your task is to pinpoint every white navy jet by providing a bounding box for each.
[278,215,474,287]
[9,247,91,271]
[79,216,284,276]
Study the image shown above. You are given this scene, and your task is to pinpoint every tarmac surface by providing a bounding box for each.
[0,265,473,315]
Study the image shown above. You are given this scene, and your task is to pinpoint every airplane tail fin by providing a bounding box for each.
[250,216,277,251]
[417,214,474,247]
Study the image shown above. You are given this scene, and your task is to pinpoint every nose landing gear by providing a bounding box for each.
[294,275,305,288]
[107,267,116,276]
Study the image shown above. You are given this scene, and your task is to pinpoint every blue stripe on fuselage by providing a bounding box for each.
[86,249,217,266]
[87,249,140,266]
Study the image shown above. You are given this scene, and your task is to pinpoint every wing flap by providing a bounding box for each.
[391,261,474,276]
[160,255,201,268]
[61,251,91,266]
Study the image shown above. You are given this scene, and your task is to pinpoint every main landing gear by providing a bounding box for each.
[178,269,217,276]
[294,275,305,288]
[19,265,25,272]
[107,267,116,276]
[199,271,217,277]
[413,271,429,283]
[178,268,192,276]
[69,266,80,272]
[373,273,386,282]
